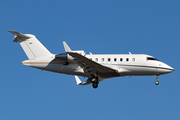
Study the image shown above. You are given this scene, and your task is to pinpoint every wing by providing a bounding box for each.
[67,52,119,78]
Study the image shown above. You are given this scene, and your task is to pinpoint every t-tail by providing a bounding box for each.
[9,30,52,59]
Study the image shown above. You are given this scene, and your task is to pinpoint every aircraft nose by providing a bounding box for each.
[158,62,174,74]
[164,64,174,73]
[168,66,174,72]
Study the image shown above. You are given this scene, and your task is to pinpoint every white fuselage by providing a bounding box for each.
[86,54,173,76]
[22,54,174,80]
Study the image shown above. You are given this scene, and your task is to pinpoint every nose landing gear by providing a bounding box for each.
[155,75,159,85]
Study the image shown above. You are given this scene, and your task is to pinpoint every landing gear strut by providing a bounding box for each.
[91,77,99,89]
[155,75,159,85]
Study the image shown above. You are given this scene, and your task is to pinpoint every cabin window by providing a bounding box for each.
[114,58,117,62]
[120,58,123,62]
[108,58,111,62]
[96,58,98,61]
[132,58,135,62]
[102,58,104,62]
[126,58,129,61]
[147,57,158,61]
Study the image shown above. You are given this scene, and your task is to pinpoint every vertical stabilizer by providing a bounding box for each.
[9,30,52,59]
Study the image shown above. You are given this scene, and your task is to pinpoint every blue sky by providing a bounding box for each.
[0,0,179,120]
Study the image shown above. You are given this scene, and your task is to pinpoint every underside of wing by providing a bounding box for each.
[67,52,119,78]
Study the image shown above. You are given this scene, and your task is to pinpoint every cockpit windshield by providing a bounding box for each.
[147,57,158,61]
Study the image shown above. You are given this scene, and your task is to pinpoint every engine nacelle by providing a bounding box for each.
[55,53,68,64]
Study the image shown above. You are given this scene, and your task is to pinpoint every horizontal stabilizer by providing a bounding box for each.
[8,30,30,42]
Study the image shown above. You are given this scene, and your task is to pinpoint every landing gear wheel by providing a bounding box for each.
[91,76,99,88]
[155,75,159,85]
[92,82,98,88]
[155,81,159,85]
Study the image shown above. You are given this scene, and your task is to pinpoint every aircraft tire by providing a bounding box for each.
[155,81,159,85]
[92,82,98,88]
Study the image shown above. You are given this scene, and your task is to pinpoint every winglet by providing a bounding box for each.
[63,41,72,52]
[75,75,82,85]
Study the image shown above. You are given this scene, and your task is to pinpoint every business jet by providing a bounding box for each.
[9,30,174,88]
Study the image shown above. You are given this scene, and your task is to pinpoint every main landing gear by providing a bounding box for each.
[91,77,99,89]
[155,75,159,85]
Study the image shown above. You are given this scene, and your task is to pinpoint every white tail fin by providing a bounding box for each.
[9,30,52,60]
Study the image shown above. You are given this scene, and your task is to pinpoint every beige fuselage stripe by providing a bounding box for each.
[22,62,50,64]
